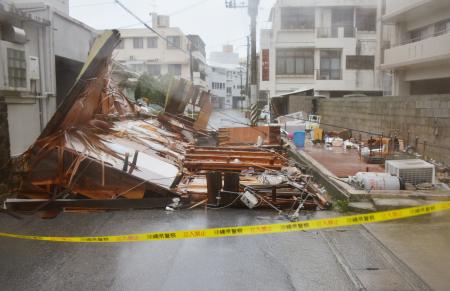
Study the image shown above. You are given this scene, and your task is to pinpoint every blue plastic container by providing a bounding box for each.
[293,131,306,148]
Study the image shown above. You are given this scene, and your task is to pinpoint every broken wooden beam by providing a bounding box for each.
[5,197,175,212]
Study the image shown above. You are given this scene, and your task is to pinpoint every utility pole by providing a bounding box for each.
[189,43,194,83]
[225,0,260,111]
[245,35,250,106]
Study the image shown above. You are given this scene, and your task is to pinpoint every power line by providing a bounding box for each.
[114,0,189,54]
[168,0,211,16]
[70,1,114,8]
[117,0,211,29]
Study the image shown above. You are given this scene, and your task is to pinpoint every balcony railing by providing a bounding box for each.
[316,69,342,80]
[316,26,355,38]
[395,27,450,47]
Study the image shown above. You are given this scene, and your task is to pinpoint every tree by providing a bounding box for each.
[135,73,172,106]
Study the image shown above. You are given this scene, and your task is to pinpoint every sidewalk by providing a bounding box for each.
[365,211,450,291]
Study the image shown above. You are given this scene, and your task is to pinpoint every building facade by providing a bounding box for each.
[207,45,246,109]
[114,14,207,90]
[207,63,246,109]
[379,0,450,95]
[0,0,96,160]
[260,0,383,98]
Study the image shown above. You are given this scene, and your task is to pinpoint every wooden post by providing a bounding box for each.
[206,172,222,205]
[271,186,277,202]
[223,172,240,193]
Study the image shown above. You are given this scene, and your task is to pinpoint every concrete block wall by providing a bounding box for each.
[0,98,11,183]
[317,95,450,165]
[288,95,314,117]
[285,94,450,165]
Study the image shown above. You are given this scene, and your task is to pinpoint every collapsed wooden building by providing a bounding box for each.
[4,30,330,217]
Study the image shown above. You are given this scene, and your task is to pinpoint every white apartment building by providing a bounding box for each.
[114,14,207,89]
[260,0,383,98]
[207,45,246,109]
[207,63,246,109]
[379,0,450,95]
[0,0,96,156]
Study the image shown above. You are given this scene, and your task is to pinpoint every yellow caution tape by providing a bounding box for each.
[1,201,449,243]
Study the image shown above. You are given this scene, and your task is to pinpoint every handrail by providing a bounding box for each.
[316,69,342,80]
[394,27,450,47]
[316,26,356,38]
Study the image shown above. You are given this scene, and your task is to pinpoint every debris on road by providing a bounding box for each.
[3,30,331,217]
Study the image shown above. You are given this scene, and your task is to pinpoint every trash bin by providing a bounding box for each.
[293,131,306,148]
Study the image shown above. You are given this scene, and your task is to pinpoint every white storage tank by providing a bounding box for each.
[351,172,402,191]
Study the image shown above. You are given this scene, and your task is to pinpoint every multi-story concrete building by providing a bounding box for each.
[207,45,246,109]
[379,0,450,95]
[114,14,207,89]
[187,34,207,89]
[260,0,383,98]
[0,0,96,163]
[207,63,246,109]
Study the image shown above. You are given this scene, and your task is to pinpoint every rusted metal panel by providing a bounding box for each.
[218,126,281,146]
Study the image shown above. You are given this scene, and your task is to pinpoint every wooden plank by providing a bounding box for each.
[185,155,282,164]
[184,161,282,171]
[218,126,281,146]
[5,198,173,212]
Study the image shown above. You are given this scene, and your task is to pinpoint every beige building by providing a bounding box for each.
[0,0,96,158]
[114,14,207,89]
[260,0,383,100]
[380,0,450,95]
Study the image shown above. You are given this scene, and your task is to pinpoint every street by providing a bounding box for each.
[208,108,249,129]
[0,207,443,291]
[1,0,450,289]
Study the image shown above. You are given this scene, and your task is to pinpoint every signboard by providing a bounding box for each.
[262,49,269,81]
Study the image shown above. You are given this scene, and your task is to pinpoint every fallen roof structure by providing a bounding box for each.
[5,30,330,218]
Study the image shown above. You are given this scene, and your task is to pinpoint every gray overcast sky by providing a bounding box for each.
[69,0,276,58]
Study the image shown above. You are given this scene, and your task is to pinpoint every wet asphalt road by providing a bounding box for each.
[0,109,435,290]
[0,208,430,291]
[208,108,249,129]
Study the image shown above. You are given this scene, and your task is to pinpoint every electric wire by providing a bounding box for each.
[114,0,189,54]
[206,193,243,209]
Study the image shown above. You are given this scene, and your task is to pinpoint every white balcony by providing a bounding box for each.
[383,0,449,23]
[382,32,450,69]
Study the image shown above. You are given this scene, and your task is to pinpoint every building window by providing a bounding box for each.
[147,37,158,48]
[319,50,341,80]
[130,63,145,72]
[133,37,144,49]
[435,19,450,36]
[147,64,161,75]
[280,7,314,29]
[117,39,124,49]
[168,64,182,75]
[7,48,27,88]
[226,87,232,96]
[276,48,314,75]
[409,28,427,42]
[167,36,181,49]
[355,8,376,31]
[346,55,375,70]
[332,8,355,37]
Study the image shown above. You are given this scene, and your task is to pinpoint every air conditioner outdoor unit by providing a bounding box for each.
[385,159,435,185]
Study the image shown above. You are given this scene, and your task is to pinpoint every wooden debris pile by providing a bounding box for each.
[4,30,211,217]
[3,30,331,217]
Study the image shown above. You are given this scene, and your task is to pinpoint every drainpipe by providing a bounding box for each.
[37,24,46,131]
